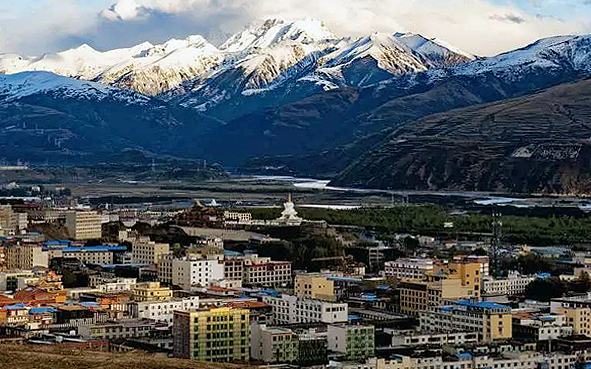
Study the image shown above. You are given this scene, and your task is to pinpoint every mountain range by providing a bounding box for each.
[2,18,591,193]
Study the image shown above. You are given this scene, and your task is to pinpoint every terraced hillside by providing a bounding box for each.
[331,78,591,194]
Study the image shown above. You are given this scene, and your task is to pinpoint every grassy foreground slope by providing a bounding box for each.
[0,344,248,369]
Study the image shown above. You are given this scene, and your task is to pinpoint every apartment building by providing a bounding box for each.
[295,273,337,301]
[399,279,473,317]
[157,252,174,285]
[420,300,512,342]
[369,351,582,369]
[448,258,483,298]
[387,330,479,347]
[78,320,162,340]
[132,238,170,264]
[512,312,573,341]
[483,274,536,296]
[0,205,28,233]
[0,270,35,291]
[384,258,434,280]
[251,323,299,364]
[172,256,225,289]
[244,257,292,287]
[224,211,252,224]
[554,307,591,336]
[262,294,348,325]
[328,324,375,361]
[128,296,200,324]
[132,282,173,302]
[224,258,244,281]
[173,307,250,363]
[66,211,102,240]
[62,246,127,265]
[4,244,48,269]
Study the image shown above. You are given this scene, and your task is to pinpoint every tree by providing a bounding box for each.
[524,278,565,302]
[568,272,591,294]
[472,248,488,256]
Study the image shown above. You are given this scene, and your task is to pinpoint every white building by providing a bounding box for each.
[128,296,199,324]
[66,211,102,240]
[384,258,434,280]
[172,256,225,289]
[224,211,252,224]
[62,246,114,265]
[483,274,536,296]
[262,294,348,325]
[243,254,292,287]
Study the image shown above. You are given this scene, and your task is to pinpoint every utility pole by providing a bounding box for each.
[491,206,502,277]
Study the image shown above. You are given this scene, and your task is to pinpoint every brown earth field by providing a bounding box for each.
[0,344,250,369]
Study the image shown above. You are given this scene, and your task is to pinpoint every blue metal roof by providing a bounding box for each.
[29,307,57,314]
[5,303,26,310]
[457,300,509,309]
[62,246,127,252]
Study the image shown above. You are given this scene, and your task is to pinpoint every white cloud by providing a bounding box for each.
[100,0,145,21]
[1,0,590,56]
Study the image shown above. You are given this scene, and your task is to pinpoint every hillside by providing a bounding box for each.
[331,78,591,194]
[0,344,247,369]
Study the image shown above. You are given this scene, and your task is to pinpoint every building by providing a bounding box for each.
[448,258,484,298]
[387,330,479,347]
[172,256,225,289]
[0,205,28,233]
[224,258,244,282]
[132,238,170,265]
[262,294,348,325]
[328,324,375,361]
[4,244,48,269]
[399,279,473,317]
[173,307,250,363]
[0,270,35,291]
[132,282,173,302]
[384,258,434,280]
[250,323,299,364]
[420,300,512,342]
[78,320,164,340]
[243,255,291,287]
[483,274,536,296]
[157,252,174,285]
[555,307,591,336]
[224,211,252,224]
[66,211,102,240]
[512,311,573,341]
[61,246,127,265]
[129,296,200,324]
[295,273,337,301]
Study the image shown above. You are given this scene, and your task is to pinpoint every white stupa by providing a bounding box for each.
[277,193,303,226]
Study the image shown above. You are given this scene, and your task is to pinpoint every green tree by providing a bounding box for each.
[524,278,565,302]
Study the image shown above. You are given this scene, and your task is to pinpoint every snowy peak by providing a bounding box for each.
[455,34,591,77]
[394,32,475,67]
[0,71,148,104]
[221,17,337,52]
[321,32,427,77]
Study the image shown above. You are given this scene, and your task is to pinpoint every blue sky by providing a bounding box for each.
[0,0,590,56]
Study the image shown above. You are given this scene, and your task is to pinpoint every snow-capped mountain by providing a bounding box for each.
[394,33,475,68]
[0,36,223,96]
[0,17,472,101]
[450,35,591,79]
[221,18,337,52]
[0,71,149,104]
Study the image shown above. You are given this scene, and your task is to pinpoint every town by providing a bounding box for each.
[0,182,591,369]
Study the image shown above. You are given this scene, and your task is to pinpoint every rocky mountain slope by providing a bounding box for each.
[330,78,591,194]
[0,72,222,164]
